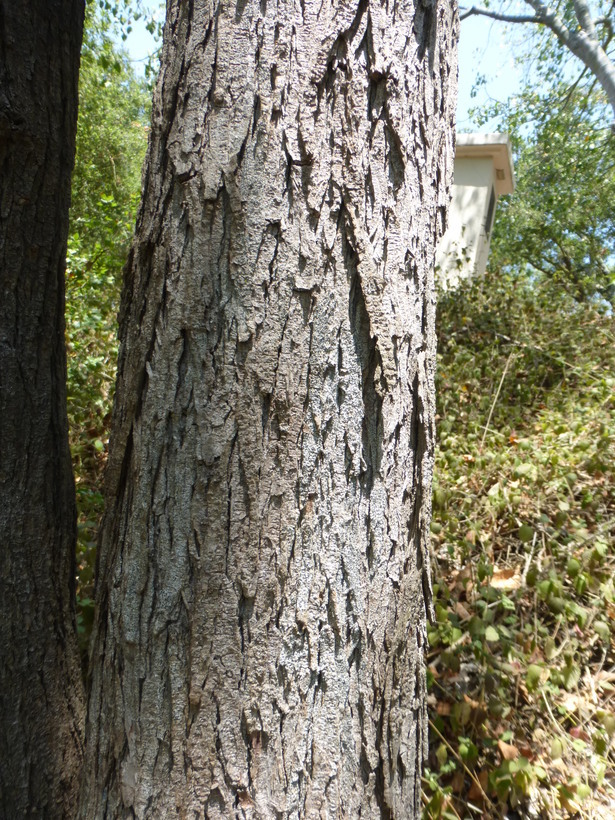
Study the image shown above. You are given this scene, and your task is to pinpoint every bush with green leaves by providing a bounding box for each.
[473,85,615,305]
[66,4,151,644]
[424,270,615,817]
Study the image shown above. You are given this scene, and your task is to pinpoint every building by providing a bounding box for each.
[437,133,515,289]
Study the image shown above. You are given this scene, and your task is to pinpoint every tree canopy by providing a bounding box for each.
[461,0,615,117]
[476,84,615,303]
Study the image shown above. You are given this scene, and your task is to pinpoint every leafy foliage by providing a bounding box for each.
[94,0,164,82]
[473,85,615,304]
[424,270,615,817]
[66,3,151,649]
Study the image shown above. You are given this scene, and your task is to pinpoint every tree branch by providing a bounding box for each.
[459,6,540,24]
[573,0,598,41]
[460,0,615,117]
[597,0,615,45]
[597,3,615,50]
[560,64,591,111]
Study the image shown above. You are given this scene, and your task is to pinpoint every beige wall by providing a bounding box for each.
[436,134,514,290]
[436,157,495,289]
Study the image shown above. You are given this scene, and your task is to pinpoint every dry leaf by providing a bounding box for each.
[451,771,465,794]
[468,769,489,801]
[455,601,471,621]
[517,681,530,703]
[519,743,535,761]
[498,739,520,761]
[559,693,585,712]
[490,567,521,590]
[463,693,488,725]
[569,726,591,743]
[595,670,615,691]
[550,757,567,774]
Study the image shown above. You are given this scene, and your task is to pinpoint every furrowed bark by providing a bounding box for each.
[82,0,457,816]
[0,1,85,817]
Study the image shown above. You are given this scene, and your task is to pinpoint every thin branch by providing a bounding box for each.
[523,0,578,49]
[491,331,604,382]
[428,719,499,813]
[560,63,591,110]
[600,16,615,53]
[461,0,615,117]
[459,6,541,24]
[597,1,615,46]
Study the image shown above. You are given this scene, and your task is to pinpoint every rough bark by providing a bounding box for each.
[82,0,457,816]
[0,1,85,817]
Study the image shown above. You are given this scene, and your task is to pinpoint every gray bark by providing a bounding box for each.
[0,1,85,817]
[82,0,457,816]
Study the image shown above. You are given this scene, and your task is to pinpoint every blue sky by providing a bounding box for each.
[456,15,523,130]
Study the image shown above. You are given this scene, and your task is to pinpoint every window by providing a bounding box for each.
[485,186,496,236]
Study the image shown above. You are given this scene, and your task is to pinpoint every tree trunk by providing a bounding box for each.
[0,1,85,817]
[82,0,457,815]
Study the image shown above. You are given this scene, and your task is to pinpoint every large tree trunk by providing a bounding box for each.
[82,0,457,815]
[0,1,85,817]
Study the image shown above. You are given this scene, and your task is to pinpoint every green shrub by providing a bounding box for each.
[425,270,615,817]
[66,4,151,652]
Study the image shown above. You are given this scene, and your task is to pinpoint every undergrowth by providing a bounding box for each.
[423,270,615,818]
[66,8,150,656]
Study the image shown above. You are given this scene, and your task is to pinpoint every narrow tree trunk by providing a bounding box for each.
[0,2,85,817]
[82,0,457,816]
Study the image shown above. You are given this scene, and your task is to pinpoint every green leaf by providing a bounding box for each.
[601,714,615,737]
[526,664,544,691]
[436,743,447,767]
[566,557,581,577]
[518,524,534,543]
[562,660,581,690]
[594,621,610,642]
[485,625,500,643]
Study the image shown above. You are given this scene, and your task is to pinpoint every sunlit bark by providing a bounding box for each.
[82,0,457,815]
